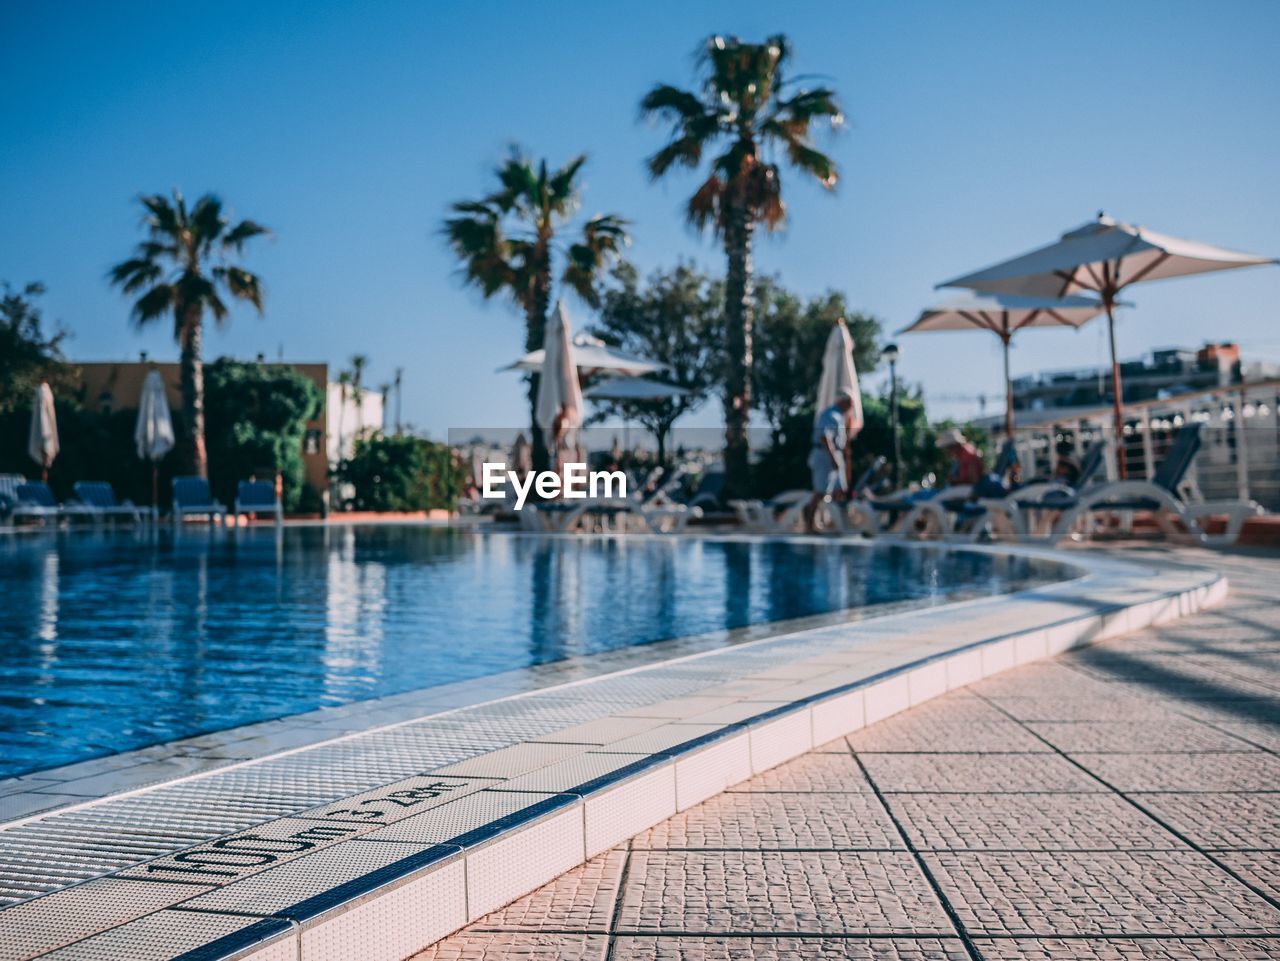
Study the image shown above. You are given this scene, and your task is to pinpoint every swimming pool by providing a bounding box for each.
[0,527,1069,778]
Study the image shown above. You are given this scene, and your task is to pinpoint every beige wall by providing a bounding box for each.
[74,360,329,495]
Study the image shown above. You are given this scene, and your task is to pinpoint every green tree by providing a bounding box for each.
[0,281,76,415]
[338,433,462,512]
[752,279,881,428]
[443,148,629,468]
[641,34,843,498]
[109,191,269,477]
[587,262,720,465]
[203,359,322,512]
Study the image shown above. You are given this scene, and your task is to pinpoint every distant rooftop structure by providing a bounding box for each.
[1011,342,1277,413]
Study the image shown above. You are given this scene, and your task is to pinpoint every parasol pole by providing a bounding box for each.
[1001,312,1014,441]
[1102,265,1126,479]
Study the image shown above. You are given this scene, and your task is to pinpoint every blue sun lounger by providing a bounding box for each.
[73,481,150,523]
[12,481,96,526]
[234,480,283,524]
[172,476,227,525]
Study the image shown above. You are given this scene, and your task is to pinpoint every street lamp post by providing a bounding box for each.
[881,343,901,488]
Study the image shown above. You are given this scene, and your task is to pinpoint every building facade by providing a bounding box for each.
[1011,342,1248,413]
[73,359,330,498]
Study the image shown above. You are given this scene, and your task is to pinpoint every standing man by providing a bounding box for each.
[805,387,858,532]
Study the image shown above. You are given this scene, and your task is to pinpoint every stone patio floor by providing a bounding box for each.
[413,547,1280,960]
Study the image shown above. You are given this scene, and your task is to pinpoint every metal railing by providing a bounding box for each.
[1005,379,1280,511]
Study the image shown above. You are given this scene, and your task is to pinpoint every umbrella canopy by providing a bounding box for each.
[502,334,669,377]
[814,317,865,432]
[585,377,690,401]
[27,382,59,480]
[938,214,1277,298]
[899,293,1112,436]
[134,370,176,462]
[938,213,1277,472]
[535,301,585,456]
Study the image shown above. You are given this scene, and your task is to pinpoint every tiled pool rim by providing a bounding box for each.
[0,539,1227,961]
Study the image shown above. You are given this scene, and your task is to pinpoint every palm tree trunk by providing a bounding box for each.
[722,202,754,500]
[179,312,208,477]
[526,238,553,473]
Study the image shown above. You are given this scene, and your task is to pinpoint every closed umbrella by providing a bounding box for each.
[535,301,584,466]
[815,317,864,433]
[134,369,175,507]
[27,382,59,482]
[938,213,1278,474]
[899,293,1112,437]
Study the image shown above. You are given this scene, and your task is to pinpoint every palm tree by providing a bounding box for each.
[444,147,629,468]
[109,190,269,477]
[641,35,843,497]
[349,353,369,439]
[335,369,353,460]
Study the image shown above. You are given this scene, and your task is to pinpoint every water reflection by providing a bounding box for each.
[0,528,1066,777]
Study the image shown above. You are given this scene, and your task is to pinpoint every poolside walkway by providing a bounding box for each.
[415,547,1280,960]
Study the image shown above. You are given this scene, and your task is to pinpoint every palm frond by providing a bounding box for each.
[647,134,706,179]
[547,154,587,207]
[639,84,707,123]
[189,195,227,251]
[131,284,175,328]
[443,206,518,300]
[686,175,725,233]
[140,193,181,237]
[492,150,540,212]
[223,219,270,251]
[773,86,843,127]
[214,266,265,312]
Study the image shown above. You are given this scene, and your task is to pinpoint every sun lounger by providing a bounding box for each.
[0,474,25,522]
[1036,424,1262,546]
[730,490,811,533]
[234,480,283,524]
[172,476,227,525]
[12,482,96,526]
[970,441,1109,541]
[73,481,150,524]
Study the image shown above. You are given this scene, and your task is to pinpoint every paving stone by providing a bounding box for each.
[1026,720,1258,753]
[634,791,902,851]
[1131,793,1280,849]
[610,937,970,959]
[971,938,1280,960]
[971,663,1120,698]
[1067,752,1280,792]
[985,695,1184,722]
[1211,722,1280,752]
[469,850,624,932]
[924,850,1280,936]
[615,851,953,935]
[860,753,1104,793]
[812,738,854,754]
[410,933,608,960]
[1216,852,1280,902]
[848,718,1051,754]
[886,793,1179,851]
[1163,698,1280,726]
[727,753,874,793]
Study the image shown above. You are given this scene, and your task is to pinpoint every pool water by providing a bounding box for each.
[0,527,1067,778]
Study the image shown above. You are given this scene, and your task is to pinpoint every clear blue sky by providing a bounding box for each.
[2,0,1277,436]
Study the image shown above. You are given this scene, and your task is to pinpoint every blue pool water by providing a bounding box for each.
[0,527,1068,778]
